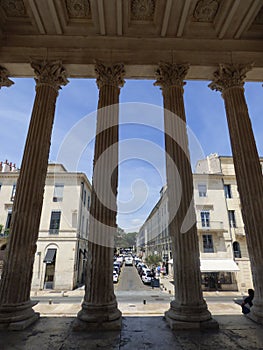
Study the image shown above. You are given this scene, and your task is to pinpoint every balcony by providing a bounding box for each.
[197,221,225,231]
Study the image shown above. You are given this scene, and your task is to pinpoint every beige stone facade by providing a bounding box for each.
[137,154,262,292]
[0,163,91,291]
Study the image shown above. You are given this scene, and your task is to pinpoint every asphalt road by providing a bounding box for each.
[115,264,149,292]
[31,265,241,305]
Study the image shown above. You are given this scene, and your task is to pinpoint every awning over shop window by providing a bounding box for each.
[200,259,239,272]
[43,249,57,264]
[167,258,239,272]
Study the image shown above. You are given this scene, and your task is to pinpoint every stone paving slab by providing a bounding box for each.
[32,300,243,317]
[0,314,262,350]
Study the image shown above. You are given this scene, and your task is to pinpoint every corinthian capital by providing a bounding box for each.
[209,63,253,92]
[154,62,189,89]
[95,61,125,89]
[31,61,69,90]
[0,66,14,89]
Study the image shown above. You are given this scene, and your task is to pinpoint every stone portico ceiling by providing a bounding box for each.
[0,0,262,80]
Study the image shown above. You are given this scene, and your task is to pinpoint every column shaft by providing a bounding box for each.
[75,62,125,330]
[209,64,263,324]
[0,61,68,330]
[154,62,216,329]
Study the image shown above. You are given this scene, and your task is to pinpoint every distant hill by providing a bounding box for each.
[114,227,137,249]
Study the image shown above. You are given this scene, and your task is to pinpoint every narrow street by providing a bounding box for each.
[115,264,149,292]
[114,264,172,305]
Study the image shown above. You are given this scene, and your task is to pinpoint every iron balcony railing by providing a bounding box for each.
[196,221,224,231]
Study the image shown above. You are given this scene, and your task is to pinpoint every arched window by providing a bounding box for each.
[233,241,241,258]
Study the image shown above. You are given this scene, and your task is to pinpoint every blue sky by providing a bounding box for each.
[0,78,262,232]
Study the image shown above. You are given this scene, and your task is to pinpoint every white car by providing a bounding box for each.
[113,271,119,283]
[125,256,133,266]
[116,256,124,266]
[141,269,153,284]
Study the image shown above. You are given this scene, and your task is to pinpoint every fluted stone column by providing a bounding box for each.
[209,64,263,325]
[154,62,217,330]
[74,62,125,331]
[0,66,14,88]
[0,61,68,330]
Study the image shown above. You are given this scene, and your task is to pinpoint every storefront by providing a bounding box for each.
[200,259,239,291]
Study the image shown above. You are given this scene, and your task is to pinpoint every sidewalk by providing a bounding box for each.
[31,278,244,318]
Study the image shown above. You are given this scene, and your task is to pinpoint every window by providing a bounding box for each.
[10,183,16,201]
[228,210,236,228]
[224,184,232,198]
[5,210,12,232]
[203,234,214,253]
[83,189,86,206]
[87,195,90,209]
[49,211,61,234]
[201,272,232,286]
[86,218,89,235]
[198,184,207,197]
[72,211,77,228]
[201,211,210,227]
[233,241,242,258]
[53,184,64,202]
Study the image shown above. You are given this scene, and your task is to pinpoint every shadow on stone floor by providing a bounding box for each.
[0,315,262,350]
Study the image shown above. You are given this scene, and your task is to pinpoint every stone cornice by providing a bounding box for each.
[154,62,189,89]
[1,35,263,80]
[0,66,14,88]
[31,60,69,91]
[94,61,125,89]
[208,63,253,92]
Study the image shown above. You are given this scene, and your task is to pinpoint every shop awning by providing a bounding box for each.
[200,259,239,272]
[167,259,239,272]
[43,249,56,264]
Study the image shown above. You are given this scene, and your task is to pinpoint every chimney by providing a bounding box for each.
[2,160,10,172]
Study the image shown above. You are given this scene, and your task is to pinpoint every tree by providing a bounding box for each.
[114,227,137,250]
[145,254,162,267]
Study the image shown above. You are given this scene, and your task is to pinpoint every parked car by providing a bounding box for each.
[134,258,141,266]
[141,269,153,284]
[113,271,119,283]
[137,263,148,276]
[116,256,124,266]
[113,263,121,274]
[137,262,147,272]
[125,256,133,266]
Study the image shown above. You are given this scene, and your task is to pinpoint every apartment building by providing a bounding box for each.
[0,161,91,290]
[137,154,262,292]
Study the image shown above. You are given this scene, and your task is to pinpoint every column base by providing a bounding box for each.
[164,300,219,330]
[73,300,122,331]
[72,316,122,331]
[246,307,263,325]
[0,301,40,330]
[165,311,219,330]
